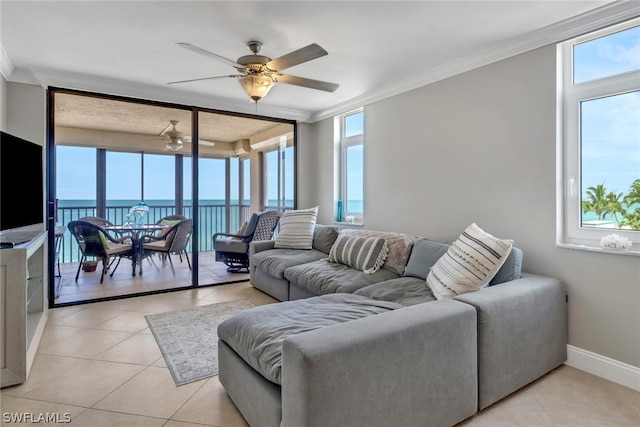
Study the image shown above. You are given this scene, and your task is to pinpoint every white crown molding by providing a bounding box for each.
[566,345,640,392]
[0,43,15,80]
[308,0,640,123]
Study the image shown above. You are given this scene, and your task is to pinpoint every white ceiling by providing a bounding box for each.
[1,1,636,123]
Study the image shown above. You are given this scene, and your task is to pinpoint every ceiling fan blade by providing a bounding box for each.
[183,136,216,146]
[266,43,328,72]
[167,75,241,85]
[275,74,339,92]
[177,42,242,68]
[158,123,173,136]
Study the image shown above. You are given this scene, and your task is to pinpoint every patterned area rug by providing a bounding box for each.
[145,299,255,386]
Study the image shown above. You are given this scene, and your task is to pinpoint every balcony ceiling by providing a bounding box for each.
[1,0,629,131]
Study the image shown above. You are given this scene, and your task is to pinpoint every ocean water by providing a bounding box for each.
[581,202,640,227]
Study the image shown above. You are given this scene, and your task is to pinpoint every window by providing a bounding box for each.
[338,109,364,223]
[264,135,294,211]
[106,151,142,202]
[560,19,640,250]
[242,157,250,207]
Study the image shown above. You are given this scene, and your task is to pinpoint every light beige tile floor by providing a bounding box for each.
[2,281,639,426]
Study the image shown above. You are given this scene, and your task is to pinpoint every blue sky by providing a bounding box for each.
[575,24,640,196]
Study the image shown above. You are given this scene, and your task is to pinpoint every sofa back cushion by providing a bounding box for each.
[338,229,418,275]
[312,224,339,253]
[488,246,523,286]
[403,239,450,280]
[404,238,523,285]
[274,206,318,249]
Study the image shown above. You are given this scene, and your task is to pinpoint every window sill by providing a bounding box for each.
[557,242,640,257]
[334,221,364,228]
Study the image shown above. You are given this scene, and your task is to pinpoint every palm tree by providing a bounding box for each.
[620,210,640,230]
[624,179,640,208]
[582,183,609,221]
[621,179,640,231]
[605,191,625,228]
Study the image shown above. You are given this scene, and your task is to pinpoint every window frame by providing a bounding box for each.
[559,18,640,252]
[339,108,364,223]
[261,135,294,211]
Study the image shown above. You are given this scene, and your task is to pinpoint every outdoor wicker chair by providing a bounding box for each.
[141,218,192,274]
[67,220,136,283]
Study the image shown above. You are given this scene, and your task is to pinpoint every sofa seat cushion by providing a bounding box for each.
[284,259,399,296]
[251,248,328,279]
[215,237,248,253]
[217,294,403,385]
[354,277,436,306]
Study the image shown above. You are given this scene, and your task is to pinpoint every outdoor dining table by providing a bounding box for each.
[103,224,167,276]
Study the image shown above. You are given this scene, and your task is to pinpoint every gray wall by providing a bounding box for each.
[6,82,46,146]
[299,45,640,368]
[0,74,6,131]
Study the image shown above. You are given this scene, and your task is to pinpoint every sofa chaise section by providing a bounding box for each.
[219,297,478,427]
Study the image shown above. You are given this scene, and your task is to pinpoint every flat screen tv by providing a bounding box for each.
[0,131,44,233]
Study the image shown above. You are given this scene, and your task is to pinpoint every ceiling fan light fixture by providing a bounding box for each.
[166,138,183,151]
[238,74,275,102]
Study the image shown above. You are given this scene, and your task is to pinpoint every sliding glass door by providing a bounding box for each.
[49,88,295,306]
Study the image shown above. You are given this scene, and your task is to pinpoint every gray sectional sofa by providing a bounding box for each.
[218,225,568,427]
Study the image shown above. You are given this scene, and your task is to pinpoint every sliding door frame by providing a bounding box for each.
[47,87,296,307]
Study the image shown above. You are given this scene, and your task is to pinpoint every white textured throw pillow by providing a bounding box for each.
[274,206,319,249]
[426,223,513,299]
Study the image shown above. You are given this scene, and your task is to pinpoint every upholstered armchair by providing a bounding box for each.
[212,210,281,272]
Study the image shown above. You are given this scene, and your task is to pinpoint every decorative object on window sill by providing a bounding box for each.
[600,233,632,250]
[345,215,355,224]
[336,200,343,222]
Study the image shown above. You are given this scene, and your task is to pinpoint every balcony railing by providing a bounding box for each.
[56,203,252,264]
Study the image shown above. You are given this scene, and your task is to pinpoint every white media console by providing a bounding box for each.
[0,229,48,388]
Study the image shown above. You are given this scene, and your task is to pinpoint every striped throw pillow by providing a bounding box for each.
[328,234,389,274]
[426,223,513,299]
[274,206,318,249]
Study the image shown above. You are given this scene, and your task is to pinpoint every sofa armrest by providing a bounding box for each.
[250,239,276,256]
[281,299,478,427]
[454,273,567,409]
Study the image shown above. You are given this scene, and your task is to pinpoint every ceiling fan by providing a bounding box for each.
[168,41,339,102]
[159,120,215,152]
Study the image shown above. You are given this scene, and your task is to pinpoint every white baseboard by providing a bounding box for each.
[565,345,640,392]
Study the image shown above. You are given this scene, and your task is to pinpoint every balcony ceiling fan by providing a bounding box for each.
[159,120,215,152]
[167,41,339,102]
